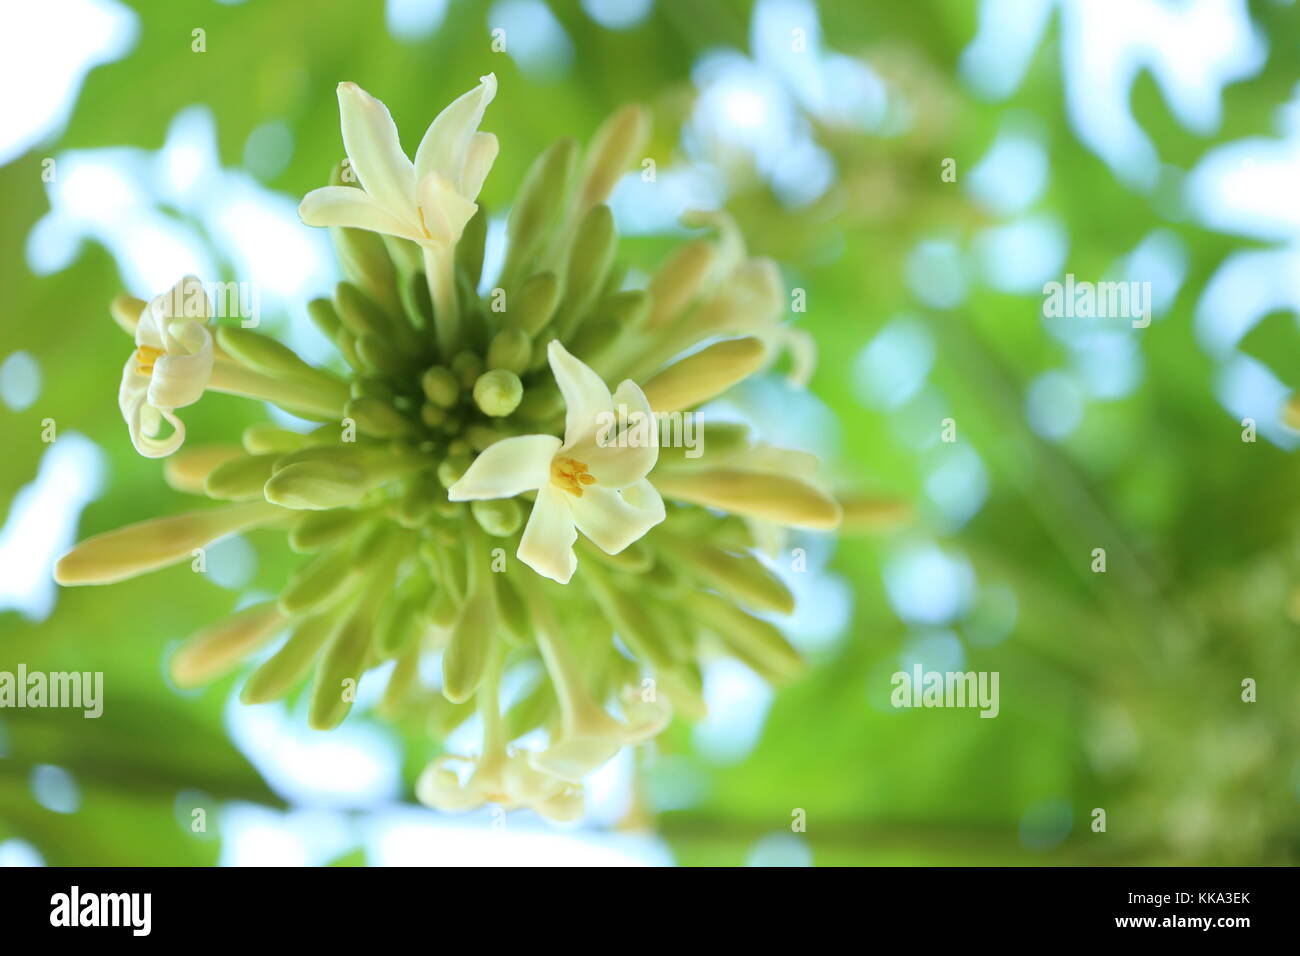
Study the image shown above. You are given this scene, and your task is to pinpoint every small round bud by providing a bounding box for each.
[437,455,471,489]
[421,366,460,408]
[471,498,523,537]
[473,369,523,417]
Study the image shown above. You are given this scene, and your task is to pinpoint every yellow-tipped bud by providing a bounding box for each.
[55,501,280,586]
[653,468,841,530]
[170,601,286,688]
[163,444,245,495]
[641,336,766,412]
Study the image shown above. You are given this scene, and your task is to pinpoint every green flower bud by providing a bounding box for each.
[471,497,523,536]
[509,271,561,336]
[344,397,415,438]
[307,297,342,339]
[451,350,484,389]
[264,461,369,510]
[502,138,579,288]
[472,368,523,417]
[204,453,279,501]
[288,509,369,553]
[279,546,355,616]
[241,612,336,704]
[487,327,532,374]
[421,365,460,407]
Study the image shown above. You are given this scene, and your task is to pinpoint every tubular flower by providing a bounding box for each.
[57,78,881,824]
[118,276,215,458]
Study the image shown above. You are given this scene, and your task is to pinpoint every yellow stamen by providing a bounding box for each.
[134,345,164,375]
[417,207,433,240]
[551,456,596,498]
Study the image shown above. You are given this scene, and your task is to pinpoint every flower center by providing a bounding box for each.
[551,456,596,497]
[134,345,164,376]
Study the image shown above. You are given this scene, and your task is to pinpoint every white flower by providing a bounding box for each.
[118,276,214,458]
[448,341,665,584]
[298,75,498,250]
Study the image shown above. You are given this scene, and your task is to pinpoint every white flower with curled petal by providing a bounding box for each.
[298,74,497,249]
[117,276,214,459]
[448,340,666,584]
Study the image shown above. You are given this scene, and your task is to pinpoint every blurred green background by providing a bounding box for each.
[1,0,1298,865]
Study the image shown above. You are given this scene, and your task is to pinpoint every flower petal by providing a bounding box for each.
[336,82,416,212]
[415,755,485,812]
[549,340,613,451]
[148,327,213,409]
[461,131,499,201]
[414,73,497,190]
[299,185,423,241]
[447,434,560,500]
[580,378,659,487]
[120,370,186,458]
[416,171,480,245]
[570,480,664,555]
[517,484,578,584]
[528,734,621,784]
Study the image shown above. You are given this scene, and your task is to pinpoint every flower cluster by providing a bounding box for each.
[56,77,863,820]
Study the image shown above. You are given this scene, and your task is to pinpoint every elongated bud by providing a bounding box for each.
[557,204,616,338]
[217,327,341,392]
[344,396,415,438]
[657,534,793,614]
[487,327,532,374]
[55,501,280,585]
[375,594,426,658]
[647,240,716,328]
[642,336,765,412]
[288,509,368,553]
[309,602,372,730]
[509,271,561,336]
[307,298,342,339]
[580,103,650,212]
[656,422,750,468]
[204,453,279,500]
[264,461,368,510]
[331,222,401,317]
[279,546,355,615]
[443,595,494,703]
[582,563,676,668]
[653,467,841,529]
[163,444,245,495]
[241,612,337,704]
[355,333,408,378]
[503,139,579,286]
[171,601,286,688]
[335,281,390,338]
[687,590,802,681]
[472,369,522,417]
[110,293,147,335]
[242,425,310,455]
[493,572,530,645]
[377,647,420,718]
[839,495,912,533]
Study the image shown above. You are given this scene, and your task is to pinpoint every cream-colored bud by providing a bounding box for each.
[641,337,766,412]
[653,468,841,530]
[170,601,286,688]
